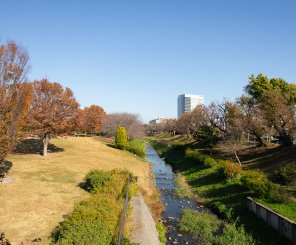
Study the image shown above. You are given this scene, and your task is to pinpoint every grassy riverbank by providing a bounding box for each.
[148,137,292,245]
[0,136,150,244]
[53,169,135,244]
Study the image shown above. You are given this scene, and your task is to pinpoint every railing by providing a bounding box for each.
[117,176,138,245]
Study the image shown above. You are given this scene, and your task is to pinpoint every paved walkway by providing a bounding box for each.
[130,194,161,245]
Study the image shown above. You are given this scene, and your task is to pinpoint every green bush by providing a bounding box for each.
[203,156,218,168]
[115,127,128,149]
[179,209,255,245]
[185,149,206,163]
[210,202,233,221]
[53,170,130,244]
[214,223,255,245]
[83,170,112,192]
[273,163,296,186]
[156,222,166,245]
[219,161,242,180]
[126,139,146,158]
[241,170,289,203]
[266,182,290,203]
[179,209,220,244]
[241,170,269,197]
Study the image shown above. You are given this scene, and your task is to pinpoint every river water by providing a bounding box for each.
[146,144,209,245]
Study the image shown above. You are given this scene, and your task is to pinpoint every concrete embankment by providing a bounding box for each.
[130,194,161,245]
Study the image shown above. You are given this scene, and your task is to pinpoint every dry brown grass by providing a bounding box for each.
[0,136,150,244]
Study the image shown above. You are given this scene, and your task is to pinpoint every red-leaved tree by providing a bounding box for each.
[27,79,79,156]
[0,41,31,163]
[78,105,106,135]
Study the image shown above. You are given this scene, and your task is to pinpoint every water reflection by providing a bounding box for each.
[146,144,208,245]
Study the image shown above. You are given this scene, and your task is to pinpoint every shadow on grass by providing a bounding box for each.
[240,145,296,174]
[0,160,12,174]
[13,139,64,155]
[188,171,222,187]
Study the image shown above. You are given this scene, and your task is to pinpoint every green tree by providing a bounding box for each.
[194,125,220,154]
[245,74,296,104]
[115,127,128,149]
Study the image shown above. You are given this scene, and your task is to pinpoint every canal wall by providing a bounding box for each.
[246,197,296,244]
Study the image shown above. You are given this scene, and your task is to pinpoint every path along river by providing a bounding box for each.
[146,144,211,245]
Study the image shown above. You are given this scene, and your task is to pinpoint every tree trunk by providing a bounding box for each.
[234,151,241,166]
[43,135,50,156]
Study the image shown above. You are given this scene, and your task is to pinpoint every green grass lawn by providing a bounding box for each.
[257,199,296,222]
[148,137,292,245]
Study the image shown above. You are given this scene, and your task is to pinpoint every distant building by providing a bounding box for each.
[177,94,204,118]
[149,117,165,124]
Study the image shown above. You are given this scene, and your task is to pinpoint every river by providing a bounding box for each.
[146,144,210,245]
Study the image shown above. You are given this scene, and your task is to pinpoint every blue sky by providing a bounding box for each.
[1,1,295,122]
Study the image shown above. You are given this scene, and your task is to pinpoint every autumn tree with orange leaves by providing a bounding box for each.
[78,105,106,135]
[27,79,79,156]
[0,41,31,163]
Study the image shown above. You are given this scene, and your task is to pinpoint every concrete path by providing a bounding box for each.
[130,194,161,245]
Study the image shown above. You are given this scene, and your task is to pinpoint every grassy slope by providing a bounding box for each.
[0,136,149,244]
[149,135,292,245]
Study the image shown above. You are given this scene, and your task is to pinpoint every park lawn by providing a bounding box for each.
[257,199,296,222]
[0,136,150,244]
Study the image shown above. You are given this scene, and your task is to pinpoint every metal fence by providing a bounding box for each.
[117,176,139,245]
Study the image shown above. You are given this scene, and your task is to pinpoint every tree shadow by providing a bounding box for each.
[188,171,222,188]
[106,143,118,149]
[240,145,296,173]
[0,160,12,174]
[13,139,64,155]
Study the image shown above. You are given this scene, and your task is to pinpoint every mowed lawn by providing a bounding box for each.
[0,136,150,244]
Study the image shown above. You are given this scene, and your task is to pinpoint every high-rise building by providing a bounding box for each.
[177,94,204,118]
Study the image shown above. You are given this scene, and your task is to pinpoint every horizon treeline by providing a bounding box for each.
[147,74,296,162]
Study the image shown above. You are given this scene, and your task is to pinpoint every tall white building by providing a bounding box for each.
[177,94,204,118]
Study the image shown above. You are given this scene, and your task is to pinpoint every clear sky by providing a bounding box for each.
[1,1,295,122]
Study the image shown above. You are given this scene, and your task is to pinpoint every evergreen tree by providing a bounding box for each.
[115,127,128,149]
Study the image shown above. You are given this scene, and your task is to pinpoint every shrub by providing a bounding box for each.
[115,127,128,149]
[185,149,205,162]
[83,170,112,192]
[241,170,269,196]
[241,170,289,202]
[156,222,166,245]
[265,182,290,203]
[214,223,255,245]
[273,163,296,186]
[203,157,218,168]
[179,209,255,245]
[211,201,233,221]
[219,161,242,180]
[53,196,120,244]
[179,209,220,244]
[53,170,130,244]
[126,139,146,158]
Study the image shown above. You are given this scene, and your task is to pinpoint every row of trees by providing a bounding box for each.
[147,74,296,163]
[0,41,107,160]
